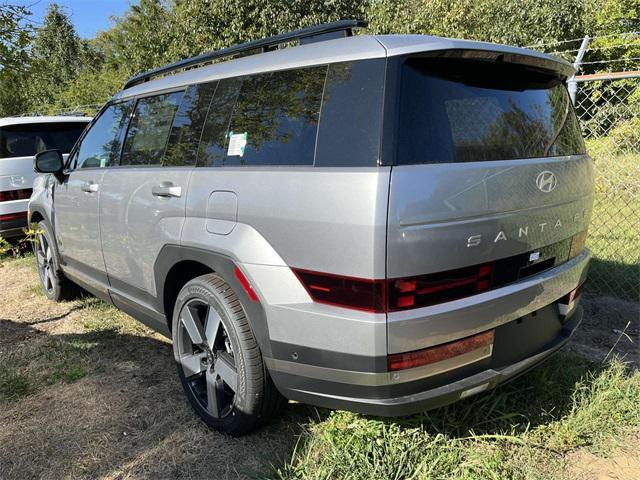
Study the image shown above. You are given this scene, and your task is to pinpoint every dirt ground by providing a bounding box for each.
[0,257,638,479]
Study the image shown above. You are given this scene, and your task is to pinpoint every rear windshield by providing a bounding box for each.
[396,58,586,164]
[0,122,88,159]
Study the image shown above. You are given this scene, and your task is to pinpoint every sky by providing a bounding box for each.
[16,0,136,38]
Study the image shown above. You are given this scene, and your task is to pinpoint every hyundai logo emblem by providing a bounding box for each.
[536,171,557,193]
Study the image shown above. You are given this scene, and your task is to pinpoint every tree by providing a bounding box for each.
[27,3,83,109]
[366,0,588,48]
[0,3,31,71]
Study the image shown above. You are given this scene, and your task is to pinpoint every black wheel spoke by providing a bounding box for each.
[176,297,237,420]
[206,369,223,418]
[181,305,206,346]
[214,353,238,393]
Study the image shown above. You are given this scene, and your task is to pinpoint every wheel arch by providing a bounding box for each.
[154,245,273,358]
[29,210,44,224]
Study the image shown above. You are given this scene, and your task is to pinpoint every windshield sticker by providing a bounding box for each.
[227,131,248,157]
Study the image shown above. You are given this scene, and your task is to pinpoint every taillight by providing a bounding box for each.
[388,330,495,371]
[0,211,28,222]
[0,189,32,203]
[292,269,386,313]
[388,263,493,311]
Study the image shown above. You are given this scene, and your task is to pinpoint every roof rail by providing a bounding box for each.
[123,19,368,90]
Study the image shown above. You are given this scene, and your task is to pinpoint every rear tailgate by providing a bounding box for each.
[385,52,594,354]
[387,156,593,278]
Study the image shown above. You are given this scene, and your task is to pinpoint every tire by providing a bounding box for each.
[33,221,80,301]
[172,273,284,436]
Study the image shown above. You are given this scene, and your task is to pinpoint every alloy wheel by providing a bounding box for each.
[175,298,238,418]
[35,233,56,295]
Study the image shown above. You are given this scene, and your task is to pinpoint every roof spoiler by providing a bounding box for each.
[414,49,576,80]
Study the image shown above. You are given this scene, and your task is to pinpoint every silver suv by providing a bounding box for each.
[0,115,89,240]
[29,21,593,436]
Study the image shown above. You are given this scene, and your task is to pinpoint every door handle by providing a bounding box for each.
[81,181,99,193]
[152,182,182,198]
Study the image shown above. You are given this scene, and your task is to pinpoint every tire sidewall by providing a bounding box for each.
[172,277,252,433]
[35,220,64,301]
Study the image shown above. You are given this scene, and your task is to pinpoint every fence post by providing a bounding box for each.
[568,35,590,104]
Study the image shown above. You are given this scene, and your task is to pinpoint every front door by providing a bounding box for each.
[54,101,133,291]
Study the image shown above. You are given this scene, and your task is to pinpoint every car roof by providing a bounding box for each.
[0,116,91,128]
[114,33,575,101]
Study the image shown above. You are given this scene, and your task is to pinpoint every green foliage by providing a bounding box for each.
[27,3,84,109]
[367,0,588,47]
[0,4,32,71]
[0,0,639,118]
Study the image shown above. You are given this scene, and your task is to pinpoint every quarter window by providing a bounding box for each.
[74,102,133,169]
[122,92,183,166]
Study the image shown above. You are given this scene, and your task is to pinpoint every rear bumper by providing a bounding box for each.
[270,306,582,416]
[265,250,590,416]
[0,214,28,239]
[0,198,29,239]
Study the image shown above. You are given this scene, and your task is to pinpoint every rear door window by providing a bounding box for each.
[0,122,88,159]
[396,57,586,164]
[74,102,133,169]
[122,92,183,166]
[164,82,217,167]
[198,66,326,167]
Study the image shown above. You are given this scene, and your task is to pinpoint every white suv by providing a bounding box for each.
[0,115,89,239]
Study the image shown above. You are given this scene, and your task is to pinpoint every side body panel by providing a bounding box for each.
[99,167,192,299]
[181,167,390,362]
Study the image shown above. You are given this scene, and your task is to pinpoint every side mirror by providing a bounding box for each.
[34,150,65,181]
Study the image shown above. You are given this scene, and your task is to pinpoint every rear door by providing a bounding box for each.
[384,55,593,342]
[99,86,213,307]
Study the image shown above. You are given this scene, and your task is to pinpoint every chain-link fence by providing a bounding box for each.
[528,33,639,301]
[574,72,639,300]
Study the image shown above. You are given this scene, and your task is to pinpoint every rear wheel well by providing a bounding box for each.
[163,260,214,332]
[30,211,44,224]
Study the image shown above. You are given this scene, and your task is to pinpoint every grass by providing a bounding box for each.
[0,335,94,403]
[274,357,639,480]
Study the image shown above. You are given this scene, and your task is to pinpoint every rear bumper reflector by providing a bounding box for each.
[388,330,495,371]
[234,266,259,302]
[557,282,584,317]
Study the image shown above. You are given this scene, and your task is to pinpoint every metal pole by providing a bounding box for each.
[568,36,590,104]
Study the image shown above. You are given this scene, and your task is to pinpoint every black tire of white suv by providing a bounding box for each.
[172,273,284,436]
[34,221,80,301]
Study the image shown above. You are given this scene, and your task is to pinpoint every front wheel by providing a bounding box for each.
[34,221,79,301]
[172,273,283,436]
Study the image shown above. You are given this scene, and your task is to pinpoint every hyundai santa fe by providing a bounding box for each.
[29,21,593,436]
